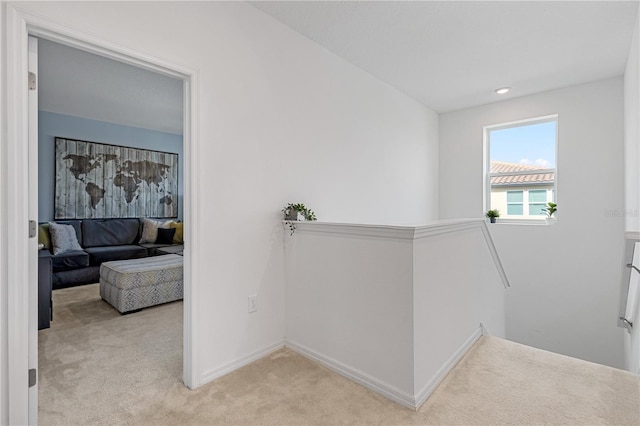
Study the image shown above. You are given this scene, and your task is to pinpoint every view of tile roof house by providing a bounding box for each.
[490,161,555,218]
[490,161,555,186]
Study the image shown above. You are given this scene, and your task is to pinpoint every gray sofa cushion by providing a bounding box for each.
[84,245,147,265]
[82,219,141,247]
[51,250,90,272]
[139,243,178,257]
[52,266,100,290]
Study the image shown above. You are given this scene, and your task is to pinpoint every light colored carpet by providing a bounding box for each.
[39,284,640,425]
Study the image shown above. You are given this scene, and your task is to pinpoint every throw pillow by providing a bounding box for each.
[139,218,171,244]
[38,223,51,250]
[48,222,83,255]
[170,222,184,244]
[156,228,176,244]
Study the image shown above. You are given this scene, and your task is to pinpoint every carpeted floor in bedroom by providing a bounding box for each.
[38,283,640,425]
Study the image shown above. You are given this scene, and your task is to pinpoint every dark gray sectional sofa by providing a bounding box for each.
[40,218,183,289]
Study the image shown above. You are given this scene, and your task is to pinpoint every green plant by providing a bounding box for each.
[542,202,557,217]
[485,209,500,219]
[282,203,317,235]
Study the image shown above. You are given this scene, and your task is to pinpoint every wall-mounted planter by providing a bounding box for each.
[285,210,299,221]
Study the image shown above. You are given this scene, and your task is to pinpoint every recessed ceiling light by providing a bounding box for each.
[495,87,511,95]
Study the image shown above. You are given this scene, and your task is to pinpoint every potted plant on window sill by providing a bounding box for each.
[543,202,557,224]
[485,209,500,224]
[282,203,317,235]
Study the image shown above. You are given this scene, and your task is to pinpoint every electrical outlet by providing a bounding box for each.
[248,295,257,313]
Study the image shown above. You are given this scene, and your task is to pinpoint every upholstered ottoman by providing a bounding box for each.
[100,254,183,314]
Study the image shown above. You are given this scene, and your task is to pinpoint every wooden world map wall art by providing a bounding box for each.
[54,137,178,219]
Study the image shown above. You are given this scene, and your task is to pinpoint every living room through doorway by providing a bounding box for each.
[34,35,189,416]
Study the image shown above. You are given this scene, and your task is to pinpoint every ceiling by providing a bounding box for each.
[38,1,638,133]
[38,38,184,134]
[251,1,639,112]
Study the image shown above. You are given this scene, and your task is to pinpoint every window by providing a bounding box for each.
[507,191,523,215]
[528,189,548,216]
[484,115,557,221]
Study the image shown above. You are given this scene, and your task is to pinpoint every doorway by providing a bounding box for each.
[5,7,198,424]
[35,35,186,421]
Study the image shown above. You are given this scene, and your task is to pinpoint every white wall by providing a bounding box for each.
[412,224,505,401]
[0,0,6,422]
[1,0,438,394]
[285,224,416,402]
[625,11,640,234]
[624,9,640,375]
[440,78,626,368]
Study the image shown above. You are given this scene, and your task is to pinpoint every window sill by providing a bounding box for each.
[487,218,557,226]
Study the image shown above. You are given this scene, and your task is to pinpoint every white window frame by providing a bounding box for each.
[483,114,558,224]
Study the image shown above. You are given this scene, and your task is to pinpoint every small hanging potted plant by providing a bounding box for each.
[485,209,500,224]
[543,202,557,224]
[282,203,317,235]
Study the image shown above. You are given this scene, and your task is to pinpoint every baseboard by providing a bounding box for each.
[200,339,285,385]
[285,340,417,410]
[197,329,482,410]
[414,326,483,409]
[480,321,490,336]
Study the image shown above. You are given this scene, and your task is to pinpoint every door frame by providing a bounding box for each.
[4,7,201,424]
[27,34,39,425]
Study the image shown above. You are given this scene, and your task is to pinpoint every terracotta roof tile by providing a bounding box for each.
[490,161,555,185]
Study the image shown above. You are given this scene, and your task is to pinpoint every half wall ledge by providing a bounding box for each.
[287,218,510,289]
[284,217,510,410]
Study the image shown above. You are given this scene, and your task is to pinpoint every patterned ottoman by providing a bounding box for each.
[100,254,183,314]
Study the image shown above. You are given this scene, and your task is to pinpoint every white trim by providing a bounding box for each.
[288,329,483,411]
[626,232,640,240]
[480,321,491,336]
[25,15,188,80]
[0,0,5,419]
[480,221,511,288]
[200,340,285,385]
[182,70,201,389]
[414,327,483,409]
[27,35,39,425]
[288,220,416,240]
[197,329,484,412]
[291,218,485,240]
[4,7,201,418]
[555,114,560,214]
[286,340,417,410]
[490,218,550,226]
[6,7,31,424]
[484,114,559,132]
[619,235,640,331]
[413,219,486,239]
[483,124,491,214]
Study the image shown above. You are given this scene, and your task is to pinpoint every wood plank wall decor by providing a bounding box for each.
[54,137,178,219]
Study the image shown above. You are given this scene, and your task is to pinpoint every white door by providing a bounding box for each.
[28,35,39,425]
